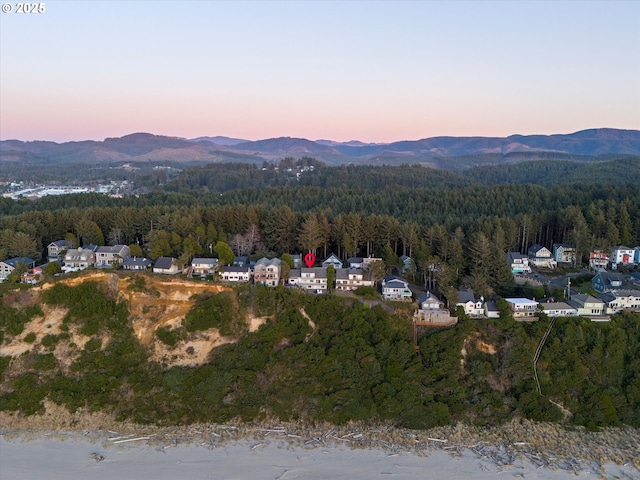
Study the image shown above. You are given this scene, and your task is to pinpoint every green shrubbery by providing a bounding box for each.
[1,282,639,430]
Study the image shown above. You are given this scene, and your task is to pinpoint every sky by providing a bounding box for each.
[1,0,639,143]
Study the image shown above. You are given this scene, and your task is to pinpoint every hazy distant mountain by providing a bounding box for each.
[1,129,638,169]
[189,136,249,146]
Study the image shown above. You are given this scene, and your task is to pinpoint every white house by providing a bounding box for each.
[0,257,36,281]
[484,300,500,319]
[589,251,609,270]
[220,266,251,282]
[456,288,485,317]
[382,275,412,301]
[610,246,635,266]
[335,268,373,291]
[153,256,180,275]
[528,244,557,269]
[191,257,218,276]
[539,302,577,317]
[507,252,531,274]
[505,298,539,320]
[288,267,328,294]
[599,290,640,315]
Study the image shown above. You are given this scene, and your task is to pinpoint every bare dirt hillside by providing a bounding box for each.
[0,272,264,368]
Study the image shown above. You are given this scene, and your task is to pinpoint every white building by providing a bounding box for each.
[505,298,539,320]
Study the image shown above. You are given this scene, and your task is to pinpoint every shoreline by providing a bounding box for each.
[2,406,640,478]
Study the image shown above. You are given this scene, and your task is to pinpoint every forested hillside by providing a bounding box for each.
[1,282,638,429]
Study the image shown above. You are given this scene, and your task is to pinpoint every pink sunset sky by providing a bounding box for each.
[1,1,638,143]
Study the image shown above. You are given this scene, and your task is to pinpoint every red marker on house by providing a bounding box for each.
[304,252,316,268]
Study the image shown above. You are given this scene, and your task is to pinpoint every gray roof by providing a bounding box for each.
[222,266,250,273]
[49,240,71,248]
[457,288,477,304]
[540,302,575,311]
[255,257,281,268]
[154,257,175,269]
[123,257,153,267]
[192,257,218,265]
[3,257,35,268]
[485,300,499,312]
[507,252,527,262]
[97,245,128,254]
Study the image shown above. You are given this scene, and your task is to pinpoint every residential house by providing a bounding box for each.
[592,271,626,293]
[347,257,364,269]
[381,275,412,301]
[233,256,250,267]
[253,257,281,286]
[528,244,557,269]
[362,257,384,269]
[95,245,130,268]
[589,251,609,270]
[553,244,576,265]
[153,256,180,275]
[335,268,373,291]
[0,257,36,281]
[456,288,485,317]
[540,302,577,317]
[414,291,457,325]
[47,240,71,263]
[505,298,539,321]
[191,257,218,277]
[566,293,606,319]
[321,253,342,269]
[288,267,328,294]
[220,266,251,282]
[291,254,302,269]
[634,247,640,264]
[599,289,640,315]
[630,272,640,288]
[399,255,415,274]
[122,257,153,271]
[610,246,635,266]
[507,252,531,274]
[63,247,95,271]
[484,300,500,319]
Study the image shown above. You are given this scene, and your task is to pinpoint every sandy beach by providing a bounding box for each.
[2,428,639,480]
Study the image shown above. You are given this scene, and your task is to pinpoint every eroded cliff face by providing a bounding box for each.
[0,272,267,369]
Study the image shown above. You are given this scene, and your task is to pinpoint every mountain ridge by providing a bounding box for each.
[2,128,638,169]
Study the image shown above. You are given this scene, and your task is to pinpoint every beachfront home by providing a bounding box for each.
[539,302,577,317]
[528,244,556,269]
[153,257,180,275]
[382,275,412,301]
[507,252,531,274]
[456,288,485,317]
[95,245,130,268]
[220,266,251,282]
[63,247,95,271]
[254,257,281,286]
[505,298,539,321]
[414,291,457,325]
[47,240,72,263]
[0,257,36,282]
[335,268,373,291]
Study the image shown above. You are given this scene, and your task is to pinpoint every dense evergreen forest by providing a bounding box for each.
[0,283,638,429]
[1,162,639,300]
